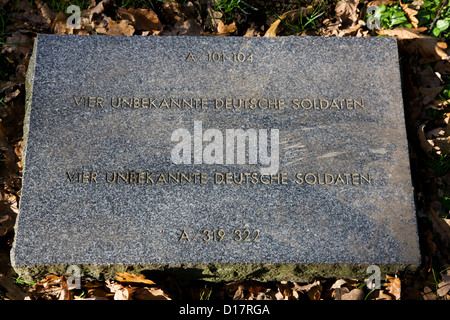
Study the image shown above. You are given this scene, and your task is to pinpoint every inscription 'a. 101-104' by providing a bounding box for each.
[185,51,254,63]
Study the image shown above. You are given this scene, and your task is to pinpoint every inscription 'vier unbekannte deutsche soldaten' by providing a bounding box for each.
[66,171,371,185]
[69,95,370,186]
[73,96,365,110]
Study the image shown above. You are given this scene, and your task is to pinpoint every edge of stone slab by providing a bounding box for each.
[9,33,38,272]
[9,32,38,277]
[21,29,38,174]
[33,33,401,45]
[12,262,421,283]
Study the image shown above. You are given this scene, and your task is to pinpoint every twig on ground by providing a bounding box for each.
[429,0,448,33]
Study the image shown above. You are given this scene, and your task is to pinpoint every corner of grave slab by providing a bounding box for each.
[11,264,131,283]
[12,264,67,283]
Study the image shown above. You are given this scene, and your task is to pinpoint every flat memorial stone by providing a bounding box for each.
[12,34,421,281]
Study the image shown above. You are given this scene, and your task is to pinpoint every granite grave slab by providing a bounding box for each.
[12,34,421,281]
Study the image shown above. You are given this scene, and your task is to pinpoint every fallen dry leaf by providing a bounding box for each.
[88,0,112,23]
[274,288,285,300]
[434,60,450,75]
[377,27,428,39]
[275,281,293,300]
[87,287,111,299]
[217,21,237,35]
[418,65,443,88]
[224,281,273,300]
[74,29,90,35]
[246,281,266,297]
[306,282,322,300]
[401,38,449,63]
[243,25,258,37]
[58,276,71,300]
[330,278,360,297]
[133,287,171,300]
[425,127,445,139]
[375,290,394,300]
[115,272,156,286]
[337,23,361,37]
[335,0,360,27]
[264,7,313,37]
[162,18,202,36]
[367,1,396,6]
[400,0,419,28]
[437,270,450,297]
[253,288,278,300]
[419,86,444,104]
[263,19,282,37]
[410,0,425,10]
[331,286,349,299]
[321,18,341,36]
[37,275,61,288]
[0,83,20,104]
[106,280,134,300]
[52,12,69,35]
[420,40,449,63]
[117,7,163,32]
[204,6,223,31]
[422,286,438,300]
[160,1,184,23]
[331,279,348,289]
[0,200,16,237]
[35,0,56,26]
[31,274,78,300]
[417,124,435,153]
[385,275,401,300]
[293,280,322,300]
[341,288,364,300]
[7,0,48,30]
[105,20,135,36]
[233,284,245,300]
[434,136,450,154]
[2,31,32,58]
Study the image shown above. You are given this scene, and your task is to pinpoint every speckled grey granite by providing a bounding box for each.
[12,34,421,282]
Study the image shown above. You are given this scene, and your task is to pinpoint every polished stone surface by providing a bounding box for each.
[12,34,420,281]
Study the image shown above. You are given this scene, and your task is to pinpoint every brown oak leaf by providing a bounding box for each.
[115,272,156,286]
[377,27,428,39]
[384,275,401,300]
[105,20,135,36]
[335,0,359,27]
[117,7,163,32]
[400,0,419,28]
